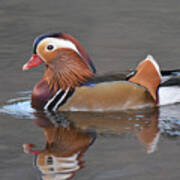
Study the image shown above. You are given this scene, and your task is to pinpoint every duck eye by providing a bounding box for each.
[47,44,54,51]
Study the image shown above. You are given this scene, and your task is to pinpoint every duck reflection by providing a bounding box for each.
[135,108,160,153]
[23,112,96,180]
[67,107,160,153]
[24,107,160,179]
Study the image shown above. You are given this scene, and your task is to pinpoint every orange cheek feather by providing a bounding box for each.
[38,44,58,64]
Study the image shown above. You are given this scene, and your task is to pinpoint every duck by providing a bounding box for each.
[23,32,180,112]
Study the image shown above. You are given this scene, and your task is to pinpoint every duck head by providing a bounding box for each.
[23,32,96,90]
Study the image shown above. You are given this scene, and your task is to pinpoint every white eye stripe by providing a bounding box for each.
[38,37,81,55]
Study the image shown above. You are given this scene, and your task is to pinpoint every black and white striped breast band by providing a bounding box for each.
[44,88,74,111]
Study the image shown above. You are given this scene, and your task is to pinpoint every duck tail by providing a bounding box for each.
[159,70,180,106]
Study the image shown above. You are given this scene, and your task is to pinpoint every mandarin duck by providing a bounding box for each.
[23,32,180,112]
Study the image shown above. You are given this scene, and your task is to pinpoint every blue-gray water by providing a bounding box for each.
[0,0,180,180]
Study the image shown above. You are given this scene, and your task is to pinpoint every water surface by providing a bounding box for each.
[0,0,180,180]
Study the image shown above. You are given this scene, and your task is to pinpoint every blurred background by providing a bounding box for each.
[1,0,180,99]
[0,0,180,180]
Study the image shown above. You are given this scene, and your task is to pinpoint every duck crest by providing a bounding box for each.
[61,33,96,73]
[33,32,63,54]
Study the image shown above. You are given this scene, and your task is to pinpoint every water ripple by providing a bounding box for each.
[0,91,35,119]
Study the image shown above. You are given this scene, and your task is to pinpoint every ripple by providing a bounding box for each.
[159,105,180,136]
[0,91,35,119]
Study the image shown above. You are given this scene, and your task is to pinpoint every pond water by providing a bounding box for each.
[0,0,180,180]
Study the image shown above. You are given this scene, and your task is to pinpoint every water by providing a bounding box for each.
[0,0,180,179]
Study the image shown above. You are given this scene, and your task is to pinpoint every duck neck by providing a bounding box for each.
[43,59,94,91]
